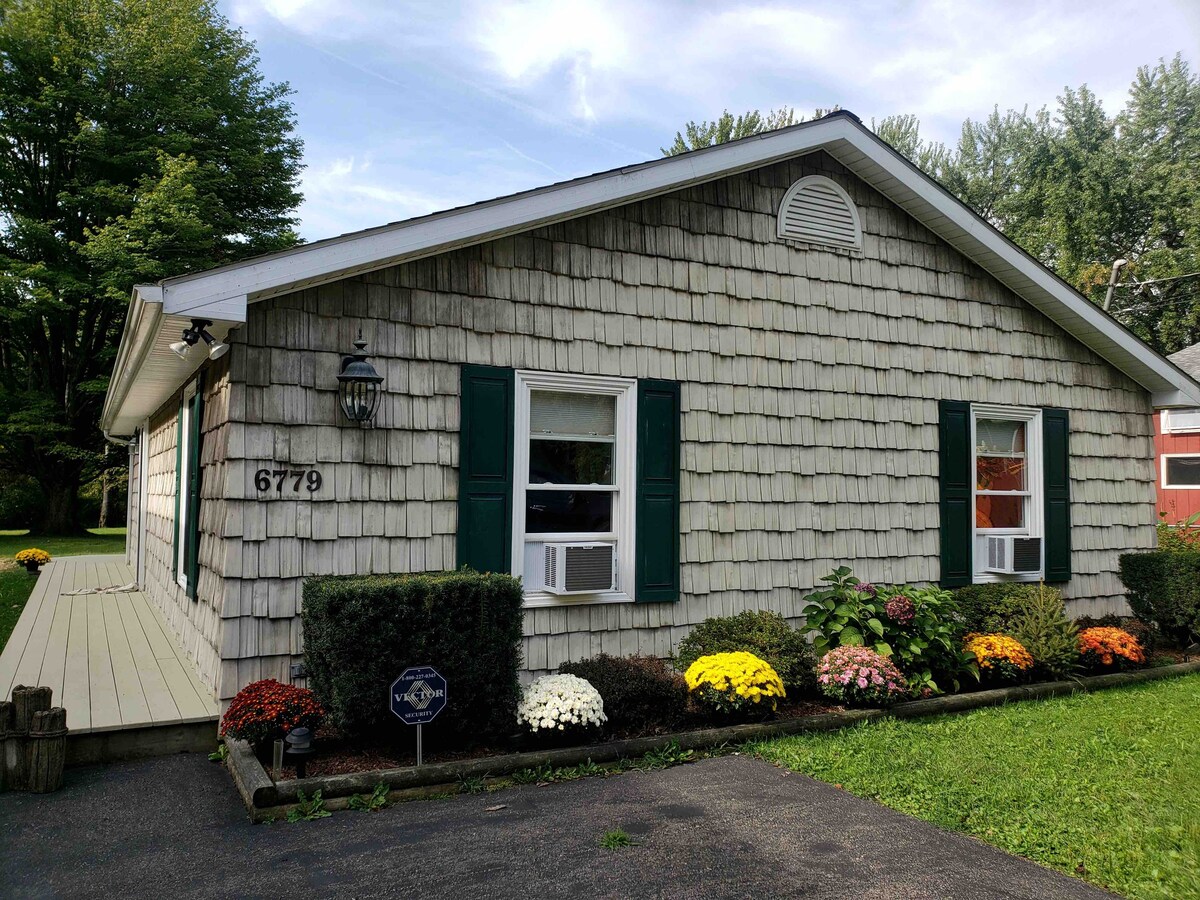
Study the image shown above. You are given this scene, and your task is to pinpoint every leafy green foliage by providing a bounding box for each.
[751,675,1200,900]
[675,610,815,696]
[286,790,330,822]
[301,571,524,745]
[207,743,228,763]
[558,654,689,732]
[952,583,1051,633]
[801,568,975,694]
[0,0,302,531]
[599,827,634,849]
[635,740,695,770]
[662,107,801,155]
[1118,551,1200,644]
[347,782,390,812]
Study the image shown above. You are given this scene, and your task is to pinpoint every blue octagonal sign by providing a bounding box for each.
[390,666,447,725]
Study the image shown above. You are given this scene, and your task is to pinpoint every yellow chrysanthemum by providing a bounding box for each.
[683,651,785,713]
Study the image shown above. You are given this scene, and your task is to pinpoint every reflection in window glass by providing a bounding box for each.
[526,490,612,533]
[529,440,613,485]
[976,494,1024,529]
[1165,456,1200,486]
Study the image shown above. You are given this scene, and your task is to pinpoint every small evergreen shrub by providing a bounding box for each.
[675,610,815,695]
[951,583,1059,633]
[683,651,786,716]
[558,654,688,732]
[302,571,523,745]
[1117,551,1200,644]
[1004,584,1080,680]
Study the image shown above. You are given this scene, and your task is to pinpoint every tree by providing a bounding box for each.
[662,107,838,155]
[0,0,303,532]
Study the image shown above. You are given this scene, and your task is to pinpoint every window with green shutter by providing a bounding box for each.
[459,367,681,605]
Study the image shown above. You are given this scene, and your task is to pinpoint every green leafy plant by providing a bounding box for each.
[599,827,634,849]
[347,783,390,812]
[801,568,975,694]
[286,790,331,822]
[207,743,228,763]
[636,740,696,770]
[675,610,816,695]
[951,582,1057,633]
[558,654,689,731]
[458,776,487,795]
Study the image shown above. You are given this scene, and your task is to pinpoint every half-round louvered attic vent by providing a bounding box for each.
[776,175,862,251]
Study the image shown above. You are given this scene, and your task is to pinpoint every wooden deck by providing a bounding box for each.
[0,555,217,735]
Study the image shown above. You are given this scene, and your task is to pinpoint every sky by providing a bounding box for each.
[222,0,1200,242]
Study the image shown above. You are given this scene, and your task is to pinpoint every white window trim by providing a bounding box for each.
[512,370,637,608]
[1161,408,1200,434]
[176,381,197,592]
[1161,453,1200,489]
[971,404,1044,583]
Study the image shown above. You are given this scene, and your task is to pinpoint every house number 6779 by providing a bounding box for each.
[254,468,323,494]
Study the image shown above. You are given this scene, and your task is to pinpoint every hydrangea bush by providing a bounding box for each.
[963,633,1034,683]
[683,651,786,715]
[516,673,607,733]
[1078,627,1145,671]
[220,678,324,746]
[816,646,907,707]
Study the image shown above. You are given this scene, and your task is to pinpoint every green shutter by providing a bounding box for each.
[635,379,681,603]
[456,365,515,573]
[172,397,184,583]
[1042,407,1071,582]
[938,400,973,588]
[185,375,205,600]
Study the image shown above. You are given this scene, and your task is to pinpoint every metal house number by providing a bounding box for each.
[254,467,323,495]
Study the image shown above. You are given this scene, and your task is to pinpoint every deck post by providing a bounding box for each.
[25,707,68,793]
[0,700,12,792]
[9,685,52,791]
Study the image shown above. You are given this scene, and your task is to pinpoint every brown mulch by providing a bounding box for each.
[277,698,843,781]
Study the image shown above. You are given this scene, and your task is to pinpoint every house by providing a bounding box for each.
[1155,341,1200,520]
[101,111,1200,708]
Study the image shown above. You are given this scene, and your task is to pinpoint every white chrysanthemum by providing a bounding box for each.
[516,674,606,733]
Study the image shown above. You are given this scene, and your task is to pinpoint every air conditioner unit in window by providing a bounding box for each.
[543,542,616,595]
[985,536,1042,575]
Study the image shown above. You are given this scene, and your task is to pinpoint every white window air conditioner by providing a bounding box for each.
[543,542,616,595]
[985,536,1042,575]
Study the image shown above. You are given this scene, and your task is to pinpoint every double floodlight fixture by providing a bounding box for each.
[170,319,229,361]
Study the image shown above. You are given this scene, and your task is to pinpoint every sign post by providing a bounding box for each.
[389,666,447,767]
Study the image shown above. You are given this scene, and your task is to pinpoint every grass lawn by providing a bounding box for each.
[750,675,1200,900]
[0,528,127,652]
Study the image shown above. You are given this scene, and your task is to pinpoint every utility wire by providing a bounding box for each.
[1114,271,1200,288]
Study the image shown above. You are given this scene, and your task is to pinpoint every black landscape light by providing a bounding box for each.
[283,727,316,778]
[336,334,384,426]
[169,319,229,361]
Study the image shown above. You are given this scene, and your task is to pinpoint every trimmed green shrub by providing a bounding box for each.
[559,654,688,732]
[1117,551,1200,645]
[302,571,524,745]
[675,610,816,696]
[951,583,1058,633]
[1004,586,1079,680]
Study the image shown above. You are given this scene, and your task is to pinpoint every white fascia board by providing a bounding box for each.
[157,119,853,317]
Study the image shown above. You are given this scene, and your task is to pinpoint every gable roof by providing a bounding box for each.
[101,111,1200,437]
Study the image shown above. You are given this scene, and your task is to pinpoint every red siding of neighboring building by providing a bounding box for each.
[1155,412,1200,520]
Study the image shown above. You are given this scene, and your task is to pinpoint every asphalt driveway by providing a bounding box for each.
[0,752,1115,899]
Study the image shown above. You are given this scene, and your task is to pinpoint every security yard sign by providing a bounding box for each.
[390,666,447,766]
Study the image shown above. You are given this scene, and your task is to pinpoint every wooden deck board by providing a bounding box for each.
[0,555,216,735]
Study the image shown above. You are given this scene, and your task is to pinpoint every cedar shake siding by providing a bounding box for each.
[139,355,233,695]
[171,150,1152,699]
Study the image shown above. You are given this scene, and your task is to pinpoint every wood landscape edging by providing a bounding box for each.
[226,660,1200,820]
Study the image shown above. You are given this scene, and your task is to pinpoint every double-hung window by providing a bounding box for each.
[971,405,1043,579]
[512,372,636,605]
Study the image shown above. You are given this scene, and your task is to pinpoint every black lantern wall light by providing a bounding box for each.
[337,334,384,426]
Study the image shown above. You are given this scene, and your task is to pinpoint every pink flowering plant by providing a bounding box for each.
[816,647,908,707]
[801,567,978,695]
